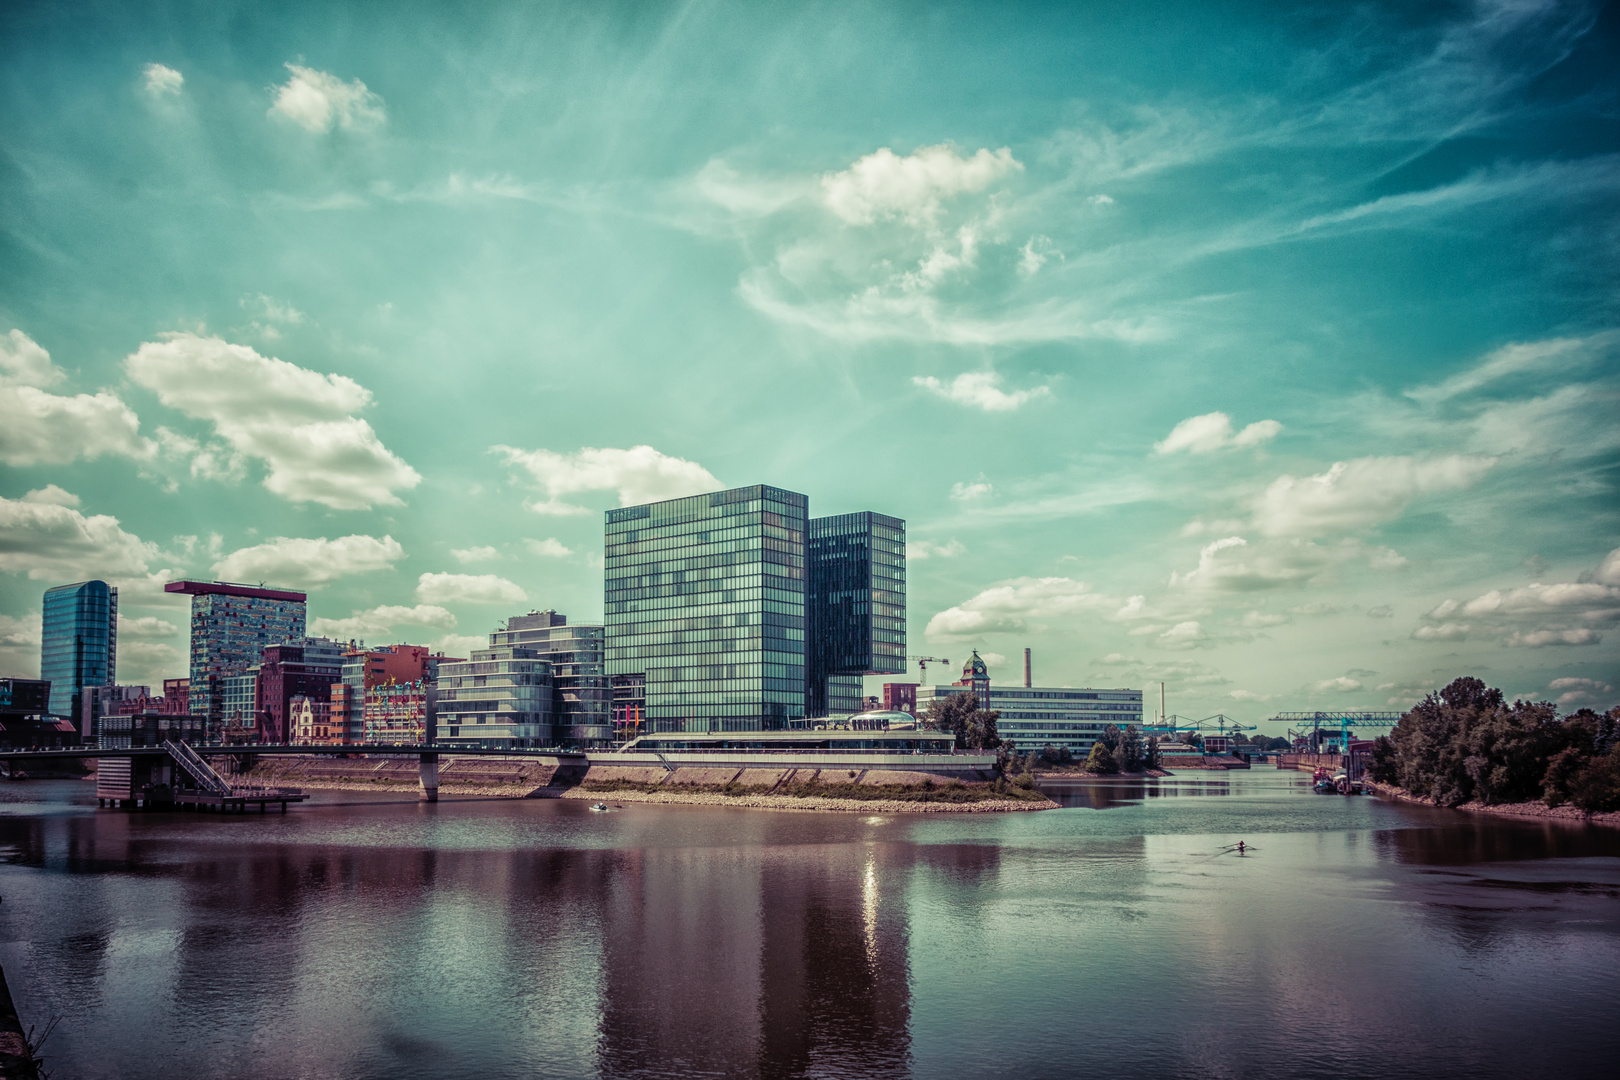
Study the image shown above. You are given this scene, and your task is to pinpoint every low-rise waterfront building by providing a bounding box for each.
[289,695,335,743]
[436,645,553,747]
[491,610,609,747]
[916,653,1143,755]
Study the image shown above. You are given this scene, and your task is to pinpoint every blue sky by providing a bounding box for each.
[2,0,1617,726]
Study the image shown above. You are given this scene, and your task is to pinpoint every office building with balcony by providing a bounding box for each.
[435,645,553,747]
[41,580,117,722]
[804,512,906,717]
[257,638,344,743]
[165,581,306,737]
[605,484,809,734]
[491,610,610,746]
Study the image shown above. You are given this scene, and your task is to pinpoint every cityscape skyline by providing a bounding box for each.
[2,1,1617,722]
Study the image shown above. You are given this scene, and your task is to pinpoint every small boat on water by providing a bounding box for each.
[589,803,610,812]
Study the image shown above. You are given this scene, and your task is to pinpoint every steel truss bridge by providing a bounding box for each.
[1262,711,1404,749]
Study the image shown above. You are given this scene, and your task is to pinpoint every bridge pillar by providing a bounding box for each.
[419,752,439,803]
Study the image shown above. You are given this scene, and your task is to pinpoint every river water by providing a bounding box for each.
[1,771,1616,1079]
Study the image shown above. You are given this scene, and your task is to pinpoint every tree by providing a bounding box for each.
[924,692,1003,751]
[1116,725,1144,772]
[1084,740,1117,774]
[1144,735,1162,771]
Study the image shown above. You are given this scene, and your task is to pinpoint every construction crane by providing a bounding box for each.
[908,656,950,681]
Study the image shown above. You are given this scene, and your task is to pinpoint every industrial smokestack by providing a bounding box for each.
[1024,648,1032,688]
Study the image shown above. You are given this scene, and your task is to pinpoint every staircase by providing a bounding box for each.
[163,740,233,795]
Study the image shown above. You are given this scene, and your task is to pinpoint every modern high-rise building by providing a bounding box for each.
[41,580,117,721]
[491,610,610,747]
[165,581,306,737]
[804,512,906,717]
[605,484,809,734]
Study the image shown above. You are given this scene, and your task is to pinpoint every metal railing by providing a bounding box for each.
[163,739,232,794]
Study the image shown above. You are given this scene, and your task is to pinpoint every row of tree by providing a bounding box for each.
[1367,676,1620,813]
[921,692,1160,774]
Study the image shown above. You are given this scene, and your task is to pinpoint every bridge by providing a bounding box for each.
[0,743,589,806]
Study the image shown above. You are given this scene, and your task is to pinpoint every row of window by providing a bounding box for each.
[642,657,802,682]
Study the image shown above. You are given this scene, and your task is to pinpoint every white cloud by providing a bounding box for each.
[433,634,487,659]
[524,538,572,558]
[1407,334,1613,404]
[22,485,79,508]
[1367,605,1395,618]
[1289,602,1338,616]
[1313,676,1364,692]
[821,144,1021,226]
[1598,548,1620,586]
[913,372,1051,412]
[1228,689,1273,703]
[950,480,992,500]
[0,612,41,648]
[979,652,1008,669]
[1252,454,1495,537]
[1241,610,1290,628]
[126,333,420,509]
[1154,412,1281,455]
[212,534,404,589]
[0,490,157,581]
[1,330,151,467]
[1170,536,1356,593]
[494,444,722,514]
[451,545,500,564]
[416,573,527,606]
[269,64,385,133]
[142,63,183,97]
[118,614,178,638]
[1549,677,1614,706]
[1412,623,1469,641]
[927,577,1112,638]
[311,604,457,640]
[1157,621,1210,649]
[1505,628,1601,648]
[909,539,966,561]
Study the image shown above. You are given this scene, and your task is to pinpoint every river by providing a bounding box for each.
[1,770,1616,1079]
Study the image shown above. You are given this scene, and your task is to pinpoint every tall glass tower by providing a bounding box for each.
[605,485,808,733]
[40,580,117,721]
[805,512,907,717]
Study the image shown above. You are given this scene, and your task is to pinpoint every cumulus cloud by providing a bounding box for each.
[909,539,966,560]
[1228,689,1274,703]
[434,634,488,659]
[927,577,1112,638]
[142,63,183,97]
[1170,536,1357,593]
[913,372,1051,412]
[126,333,420,509]
[1252,454,1495,537]
[0,612,41,648]
[494,444,721,514]
[1548,677,1615,706]
[0,490,157,581]
[212,534,404,589]
[1156,621,1210,649]
[311,604,457,640]
[269,64,385,133]
[1415,548,1620,648]
[524,538,572,558]
[821,144,1021,226]
[1313,676,1364,692]
[1,330,151,467]
[1241,610,1290,628]
[416,573,527,606]
[451,545,500,564]
[1154,412,1281,455]
[119,614,178,638]
[1089,654,1231,688]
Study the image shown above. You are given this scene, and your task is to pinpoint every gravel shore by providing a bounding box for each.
[1367,780,1620,828]
[559,786,1056,813]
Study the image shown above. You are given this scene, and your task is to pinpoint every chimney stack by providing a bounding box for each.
[1024,648,1032,688]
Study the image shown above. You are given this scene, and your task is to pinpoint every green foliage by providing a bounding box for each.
[1038,744,1075,767]
[925,691,1003,750]
[1381,678,1619,811]
[1083,740,1117,775]
[1144,735,1162,770]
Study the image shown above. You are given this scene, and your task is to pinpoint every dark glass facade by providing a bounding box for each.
[166,582,307,737]
[605,485,808,733]
[804,512,906,718]
[490,610,610,747]
[40,580,117,720]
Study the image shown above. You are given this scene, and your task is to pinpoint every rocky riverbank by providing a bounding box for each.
[1367,780,1620,828]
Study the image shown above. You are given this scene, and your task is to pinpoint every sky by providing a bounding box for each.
[2,0,1617,730]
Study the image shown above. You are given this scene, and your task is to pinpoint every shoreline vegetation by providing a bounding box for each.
[1368,676,1620,820]
[1366,779,1620,829]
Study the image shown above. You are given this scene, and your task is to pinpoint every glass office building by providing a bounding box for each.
[805,512,907,717]
[605,485,808,733]
[40,580,118,721]
[165,581,306,737]
[490,610,610,747]
[436,646,554,746]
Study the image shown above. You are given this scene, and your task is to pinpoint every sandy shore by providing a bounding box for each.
[558,786,1055,813]
[1367,780,1620,828]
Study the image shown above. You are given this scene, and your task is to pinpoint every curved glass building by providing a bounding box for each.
[41,579,117,721]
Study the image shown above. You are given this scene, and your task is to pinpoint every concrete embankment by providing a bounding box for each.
[0,965,39,1080]
[1367,780,1620,828]
[242,756,1054,811]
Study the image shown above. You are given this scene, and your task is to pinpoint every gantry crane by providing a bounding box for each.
[908,656,950,681]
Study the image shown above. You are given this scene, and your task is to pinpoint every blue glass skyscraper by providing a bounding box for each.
[40,579,118,721]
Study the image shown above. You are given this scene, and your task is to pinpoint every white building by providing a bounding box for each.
[916,681,1143,755]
